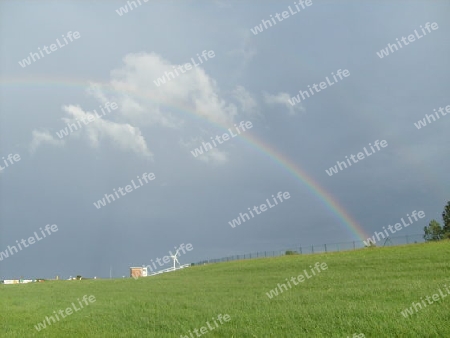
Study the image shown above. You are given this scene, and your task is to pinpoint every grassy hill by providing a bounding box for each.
[1,241,449,337]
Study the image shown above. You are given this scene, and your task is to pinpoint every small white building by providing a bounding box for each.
[2,279,34,284]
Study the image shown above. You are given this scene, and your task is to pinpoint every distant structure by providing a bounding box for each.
[171,249,181,269]
[147,249,190,277]
[1,279,34,284]
[130,249,191,279]
[129,266,148,278]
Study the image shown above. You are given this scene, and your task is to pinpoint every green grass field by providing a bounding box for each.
[1,241,449,337]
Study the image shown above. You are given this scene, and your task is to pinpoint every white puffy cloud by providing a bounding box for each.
[29,104,152,158]
[29,130,65,153]
[264,91,305,115]
[60,105,152,158]
[96,52,239,127]
[30,52,257,164]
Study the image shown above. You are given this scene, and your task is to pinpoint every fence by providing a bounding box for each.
[147,264,190,277]
[192,234,427,266]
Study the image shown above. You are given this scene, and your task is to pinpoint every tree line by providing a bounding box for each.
[423,201,450,241]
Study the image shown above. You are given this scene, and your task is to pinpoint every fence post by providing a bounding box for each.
[325,244,327,253]
[299,246,302,254]
[312,245,314,254]
[353,241,355,250]
[265,251,267,257]
[406,235,409,244]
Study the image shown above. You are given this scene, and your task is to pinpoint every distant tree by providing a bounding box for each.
[424,220,444,241]
[442,201,450,239]
[285,250,299,255]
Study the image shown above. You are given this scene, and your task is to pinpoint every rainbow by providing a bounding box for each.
[0,75,369,240]
[243,135,368,240]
